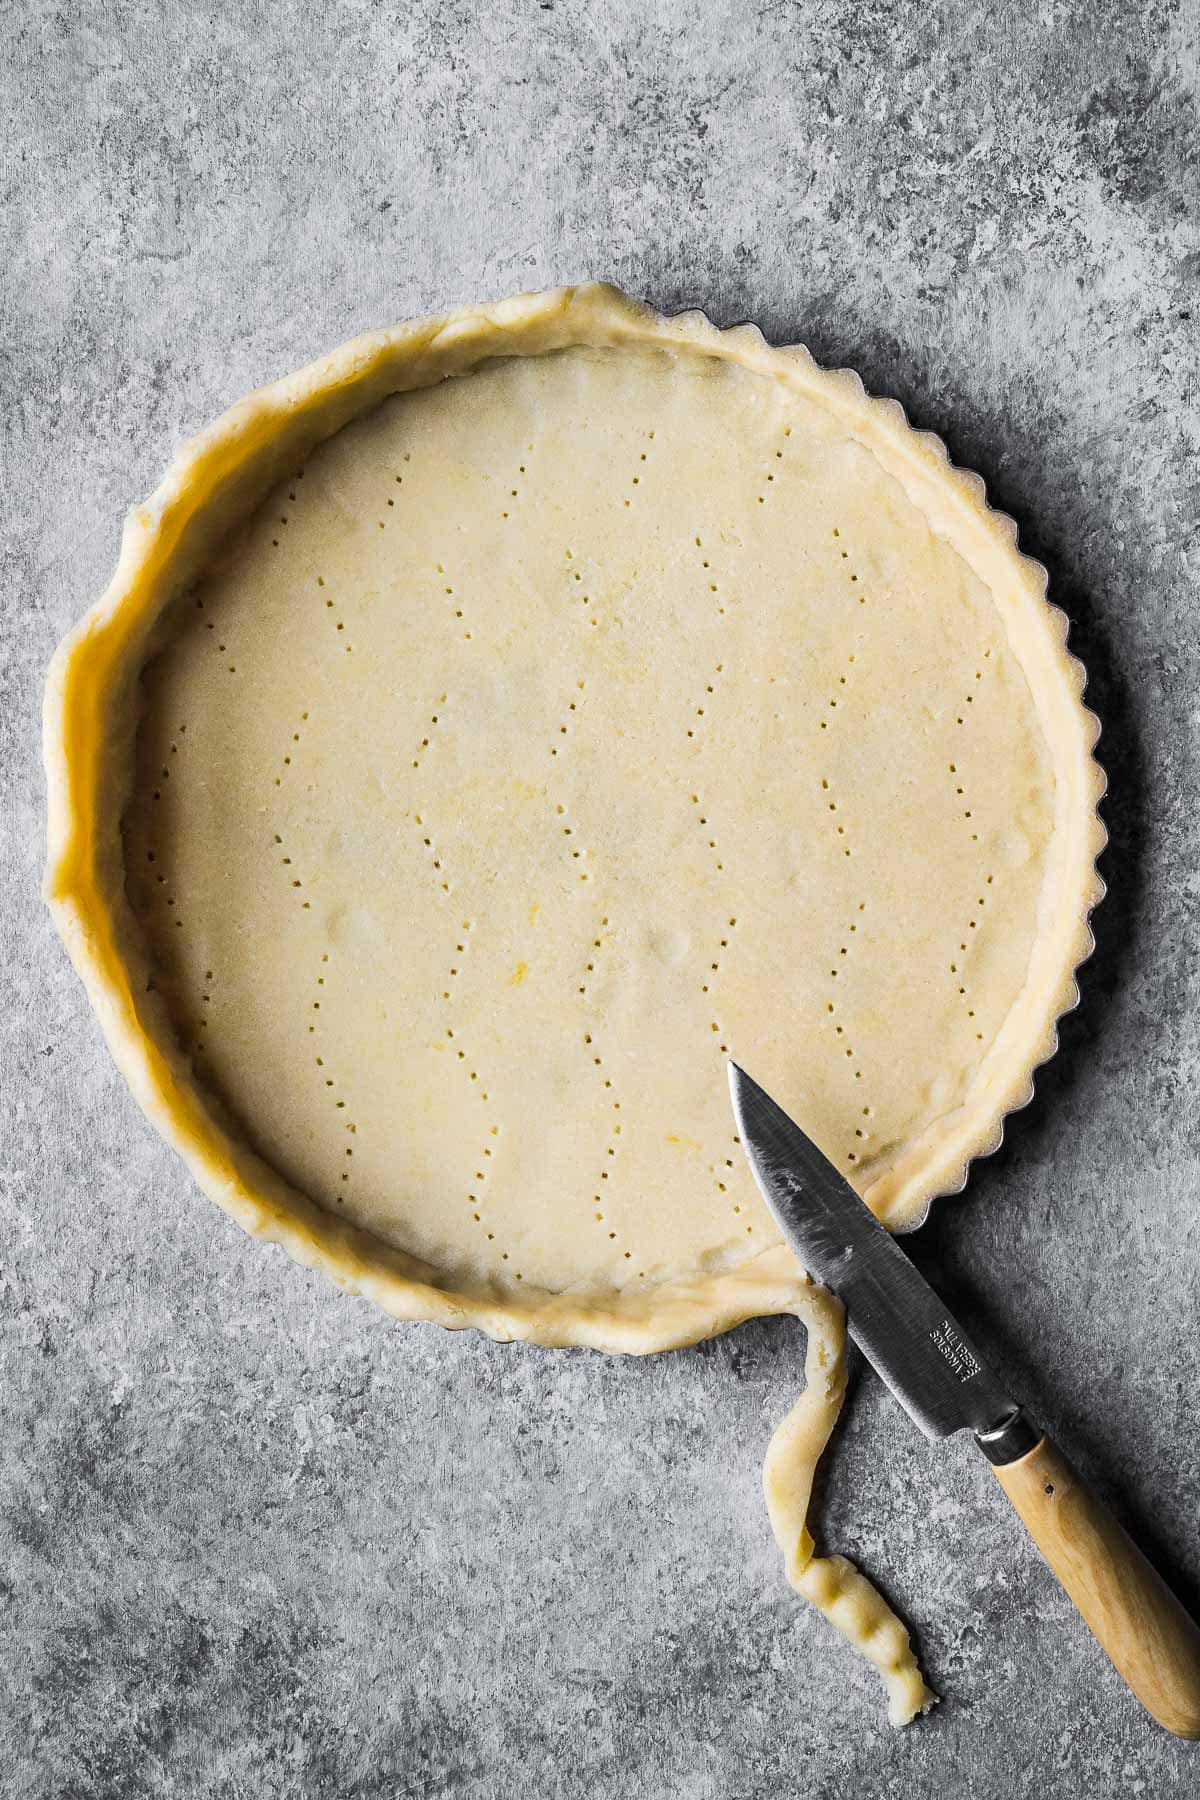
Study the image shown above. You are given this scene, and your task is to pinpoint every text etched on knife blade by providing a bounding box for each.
[929,1319,981,1384]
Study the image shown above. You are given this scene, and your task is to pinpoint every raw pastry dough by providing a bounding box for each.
[44,286,1103,1725]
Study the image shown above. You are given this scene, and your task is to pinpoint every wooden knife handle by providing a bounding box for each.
[992,1434,1200,1737]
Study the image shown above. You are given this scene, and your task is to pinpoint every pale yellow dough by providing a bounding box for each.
[44,286,1103,1727]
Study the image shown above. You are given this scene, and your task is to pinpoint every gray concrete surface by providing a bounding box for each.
[4,1,1199,1794]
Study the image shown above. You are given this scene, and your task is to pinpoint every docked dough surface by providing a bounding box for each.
[128,344,1056,1298]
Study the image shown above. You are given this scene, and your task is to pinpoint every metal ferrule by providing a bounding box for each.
[975,1405,1041,1466]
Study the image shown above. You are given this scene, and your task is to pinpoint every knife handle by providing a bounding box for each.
[990,1430,1200,1738]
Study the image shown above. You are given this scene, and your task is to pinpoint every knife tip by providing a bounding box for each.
[727,1057,758,1096]
[726,1059,758,1136]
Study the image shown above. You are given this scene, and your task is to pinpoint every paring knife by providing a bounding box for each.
[728,1061,1200,1738]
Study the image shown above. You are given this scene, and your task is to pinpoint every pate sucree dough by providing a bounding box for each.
[44,285,1104,1725]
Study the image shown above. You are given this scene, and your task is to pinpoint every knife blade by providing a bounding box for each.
[727,1058,1200,1738]
[727,1059,1019,1444]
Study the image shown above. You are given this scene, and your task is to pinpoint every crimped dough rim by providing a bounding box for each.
[43,282,1107,1354]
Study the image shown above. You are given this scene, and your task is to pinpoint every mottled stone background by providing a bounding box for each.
[3,1,1199,1794]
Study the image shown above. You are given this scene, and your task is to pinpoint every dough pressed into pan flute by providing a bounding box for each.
[44,286,1104,1724]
